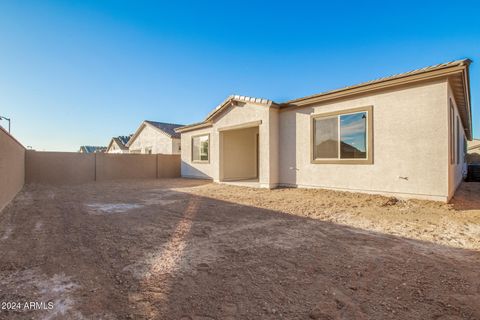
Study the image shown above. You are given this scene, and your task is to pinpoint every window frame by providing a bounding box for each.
[191,133,210,163]
[310,106,373,165]
[450,100,455,165]
[456,116,460,165]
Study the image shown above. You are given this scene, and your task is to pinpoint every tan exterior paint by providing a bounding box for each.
[279,80,450,201]
[181,127,214,179]
[157,154,181,178]
[447,81,467,200]
[128,124,181,154]
[0,128,25,211]
[96,154,157,180]
[25,152,180,184]
[221,126,259,180]
[26,151,96,184]
[176,60,472,202]
[180,101,279,188]
[180,79,467,201]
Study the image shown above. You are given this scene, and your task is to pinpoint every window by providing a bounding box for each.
[450,100,455,164]
[192,134,209,162]
[456,117,460,164]
[312,106,372,164]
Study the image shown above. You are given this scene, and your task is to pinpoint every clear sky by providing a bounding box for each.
[0,0,479,151]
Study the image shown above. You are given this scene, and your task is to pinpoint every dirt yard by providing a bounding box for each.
[0,179,479,319]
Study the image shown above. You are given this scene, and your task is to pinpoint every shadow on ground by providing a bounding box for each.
[0,179,479,319]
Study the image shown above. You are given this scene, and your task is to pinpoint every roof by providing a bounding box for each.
[127,120,184,147]
[144,121,183,139]
[79,146,107,153]
[285,59,471,104]
[107,135,132,151]
[283,59,473,139]
[116,135,131,146]
[175,59,473,139]
[176,95,275,133]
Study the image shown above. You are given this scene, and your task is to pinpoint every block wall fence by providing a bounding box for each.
[0,130,180,211]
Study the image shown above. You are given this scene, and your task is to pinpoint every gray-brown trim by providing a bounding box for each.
[217,120,262,132]
[450,100,455,165]
[287,60,470,106]
[310,106,373,165]
[176,122,213,133]
[191,133,210,164]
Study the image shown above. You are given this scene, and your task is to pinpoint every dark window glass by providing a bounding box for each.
[313,117,338,159]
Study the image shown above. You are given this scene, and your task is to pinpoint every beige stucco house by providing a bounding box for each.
[127,120,183,154]
[176,59,473,202]
[467,139,480,163]
[106,135,131,154]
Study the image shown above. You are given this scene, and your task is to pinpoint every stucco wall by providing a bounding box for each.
[129,125,179,154]
[107,140,128,154]
[25,152,180,184]
[221,126,258,180]
[279,80,450,201]
[180,102,273,185]
[26,151,96,184]
[447,82,467,199]
[157,154,181,178]
[96,154,157,180]
[0,128,25,211]
[172,138,181,154]
[180,127,214,179]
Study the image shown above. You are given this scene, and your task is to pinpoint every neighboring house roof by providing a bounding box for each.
[106,135,132,151]
[116,135,131,146]
[176,95,275,133]
[79,146,107,153]
[144,121,183,139]
[127,120,184,147]
[175,59,473,139]
[468,139,480,151]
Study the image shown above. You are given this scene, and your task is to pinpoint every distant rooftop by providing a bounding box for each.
[79,146,107,153]
[145,121,184,139]
[113,135,132,149]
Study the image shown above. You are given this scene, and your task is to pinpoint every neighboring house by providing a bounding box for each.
[106,135,132,154]
[127,120,183,154]
[79,146,107,153]
[176,59,473,202]
[467,139,480,163]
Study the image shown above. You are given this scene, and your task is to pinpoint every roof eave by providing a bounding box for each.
[284,64,469,108]
[175,122,213,133]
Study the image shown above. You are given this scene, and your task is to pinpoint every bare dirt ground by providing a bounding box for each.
[0,179,479,319]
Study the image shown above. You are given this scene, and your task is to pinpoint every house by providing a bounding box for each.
[467,139,480,163]
[106,135,132,154]
[126,120,183,154]
[79,146,107,153]
[175,59,473,202]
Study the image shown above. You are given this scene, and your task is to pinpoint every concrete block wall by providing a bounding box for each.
[0,127,25,211]
[25,151,181,185]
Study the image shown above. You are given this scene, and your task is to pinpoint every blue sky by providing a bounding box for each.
[0,0,479,151]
